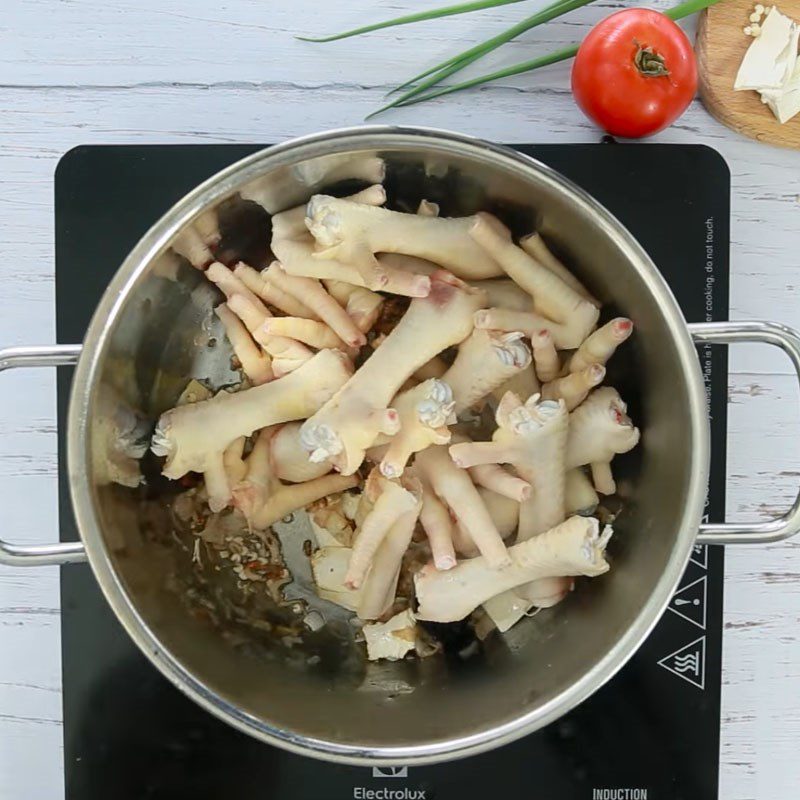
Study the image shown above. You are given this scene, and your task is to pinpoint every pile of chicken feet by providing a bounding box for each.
[155,161,640,661]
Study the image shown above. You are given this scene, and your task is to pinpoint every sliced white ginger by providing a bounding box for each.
[346,470,421,589]
[484,576,574,633]
[363,609,417,661]
[152,348,351,479]
[313,545,352,589]
[415,444,510,569]
[415,470,457,571]
[263,262,366,348]
[172,224,213,269]
[565,468,599,515]
[566,386,640,495]
[311,546,364,611]
[482,591,532,633]
[309,490,359,547]
[215,303,273,385]
[271,422,332,483]
[306,195,503,280]
[239,155,385,214]
[531,329,560,383]
[309,517,346,550]
[567,317,634,373]
[443,329,532,415]
[470,213,599,348]
[274,236,431,298]
[519,232,598,306]
[300,274,486,474]
[323,280,384,334]
[272,184,387,241]
[470,278,532,312]
[233,262,318,320]
[542,363,606,411]
[358,501,422,620]
[376,379,455,478]
[261,316,347,350]
[415,516,611,622]
[449,392,568,541]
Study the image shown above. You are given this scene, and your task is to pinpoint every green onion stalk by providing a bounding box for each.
[297,0,527,42]
[370,0,722,114]
[298,0,722,115]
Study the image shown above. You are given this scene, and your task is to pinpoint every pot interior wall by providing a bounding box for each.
[85,141,702,753]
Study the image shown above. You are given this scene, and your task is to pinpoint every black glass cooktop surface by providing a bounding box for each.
[56,142,729,800]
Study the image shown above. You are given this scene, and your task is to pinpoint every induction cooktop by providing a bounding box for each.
[55,142,729,800]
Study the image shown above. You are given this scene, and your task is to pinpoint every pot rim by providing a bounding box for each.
[66,125,710,765]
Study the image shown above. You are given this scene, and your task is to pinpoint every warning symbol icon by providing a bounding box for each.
[690,543,708,569]
[668,575,707,630]
[657,636,706,690]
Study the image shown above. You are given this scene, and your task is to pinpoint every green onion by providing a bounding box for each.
[372,0,723,114]
[372,45,579,113]
[380,0,594,108]
[297,0,526,43]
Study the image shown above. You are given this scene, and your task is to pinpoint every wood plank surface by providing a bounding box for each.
[0,2,799,798]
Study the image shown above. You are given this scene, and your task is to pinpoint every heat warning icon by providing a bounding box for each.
[657,636,706,690]
[689,544,708,570]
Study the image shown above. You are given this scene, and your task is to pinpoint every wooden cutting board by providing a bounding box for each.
[696,0,800,149]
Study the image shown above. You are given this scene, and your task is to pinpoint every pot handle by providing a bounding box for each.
[690,321,800,545]
[0,345,88,566]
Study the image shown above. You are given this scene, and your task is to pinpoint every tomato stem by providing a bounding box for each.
[633,43,670,77]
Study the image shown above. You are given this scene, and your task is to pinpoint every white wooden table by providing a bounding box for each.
[1,1,799,797]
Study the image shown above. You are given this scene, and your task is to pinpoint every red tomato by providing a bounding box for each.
[571,9,698,138]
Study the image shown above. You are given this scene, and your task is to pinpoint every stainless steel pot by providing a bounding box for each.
[2,127,800,765]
